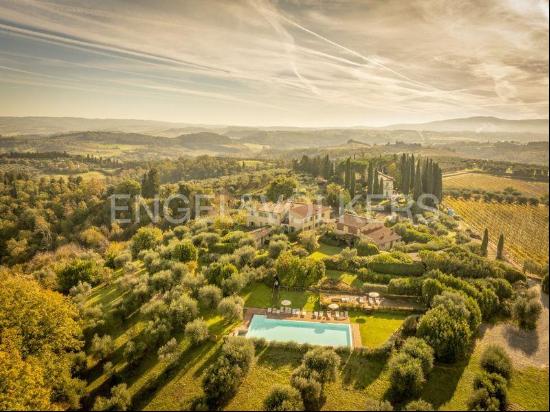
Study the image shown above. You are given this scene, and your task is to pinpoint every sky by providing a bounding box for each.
[0,0,548,127]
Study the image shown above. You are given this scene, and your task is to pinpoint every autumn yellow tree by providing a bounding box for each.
[0,273,83,409]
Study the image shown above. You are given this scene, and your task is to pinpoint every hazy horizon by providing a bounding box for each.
[0,0,548,127]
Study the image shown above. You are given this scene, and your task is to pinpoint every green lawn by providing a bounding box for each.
[325,269,363,289]
[431,344,550,411]
[350,311,408,348]
[309,243,343,261]
[241,282,320,311]
[227,347,390,411]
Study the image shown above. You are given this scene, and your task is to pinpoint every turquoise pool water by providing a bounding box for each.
[246,315,352,347]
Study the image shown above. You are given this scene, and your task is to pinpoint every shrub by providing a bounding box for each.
[473,372,508,409]
[218,295,245,322]
[171,240,198,262]
[93,383,131,411]
[480,345,512,380]
[202,337,255,408]
[356,240,379,256]
[357,269,394,285]
[263,385,304,411]
[301,347,340,384]
[167,294,199,328]
[403,399,433,411]
[467,388,500,412]
[198,284,223,309]
[157,338,178,361]
[222,271,249,295]
[542,273,549,295]
[478,288,500,320]
[387,277,423,296]
[130,226,162,258]
[512,293,542,330]
[184,318,209,345]
[290,374,322,411]
[486,278,513,300]
[417,305,472,362]
[275,252,325,287]
[421,278,444,306]
[298,230,319,253]
[364,398,393,411]
[400,337,434,376]
[90,334,114,361]
[432,290,482,333]
[269,239,288,259]
[387,352,425,399]
[205,262,239,287]
[290,347,340,410]
[57,258,103,293]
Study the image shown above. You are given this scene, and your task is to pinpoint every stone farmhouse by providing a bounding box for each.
[246,201,332,233]
[334,213,401,250]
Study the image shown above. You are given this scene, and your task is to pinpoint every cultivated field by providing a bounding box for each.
[445,198,549,266]
[444,172,549,198]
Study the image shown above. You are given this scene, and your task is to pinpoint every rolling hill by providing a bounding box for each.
[383,116,549,134]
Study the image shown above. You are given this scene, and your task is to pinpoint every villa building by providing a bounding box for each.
[378,172,395,197]
[334,213,401,250]
[246,201,332,233]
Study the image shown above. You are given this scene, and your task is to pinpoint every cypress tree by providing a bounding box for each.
[413,161,422,201]
[481,228,489,256]
[344,158,351,189]
[497,234,505,260]
[367,162,374,195]
[350,168,356,197]
[401,154,409,194]
[373,170,380,195]
[409,154,416,194]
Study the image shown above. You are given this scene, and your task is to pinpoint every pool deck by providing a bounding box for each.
[241,307,362,348]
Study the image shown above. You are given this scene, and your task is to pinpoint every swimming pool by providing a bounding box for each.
[245,315,352,347]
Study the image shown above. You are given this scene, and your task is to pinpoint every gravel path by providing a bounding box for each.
[477,283,549,369]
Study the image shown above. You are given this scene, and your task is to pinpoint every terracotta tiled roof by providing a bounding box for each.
[338,213,371,228]
[290,203,331,218]
[363,226,402,246]
[249,227,272,239]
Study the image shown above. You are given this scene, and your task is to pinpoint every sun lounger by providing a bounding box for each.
[335,311,340,320]
[292,308,299,315]
[320,311,325,319]
[267,307,272,313]
[344,311,349,318]
[313,311,319,318]
[301,311,306,318]
[280,306,285,313]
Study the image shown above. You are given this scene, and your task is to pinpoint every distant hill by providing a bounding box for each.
[0,130,249,156]
[383,116,549,134]
[0,117,229,137]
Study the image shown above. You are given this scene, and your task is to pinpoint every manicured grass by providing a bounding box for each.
[508,366,549,411]
[424,341,550,411]
[227,346,390,411]
[309,242,343,261]
[325,269,363,289]
[350,311,408,348]
[241,282,320,311]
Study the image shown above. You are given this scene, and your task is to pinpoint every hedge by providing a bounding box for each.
[366,262,425,277]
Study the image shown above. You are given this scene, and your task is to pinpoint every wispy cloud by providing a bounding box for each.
[0,0,547,126]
